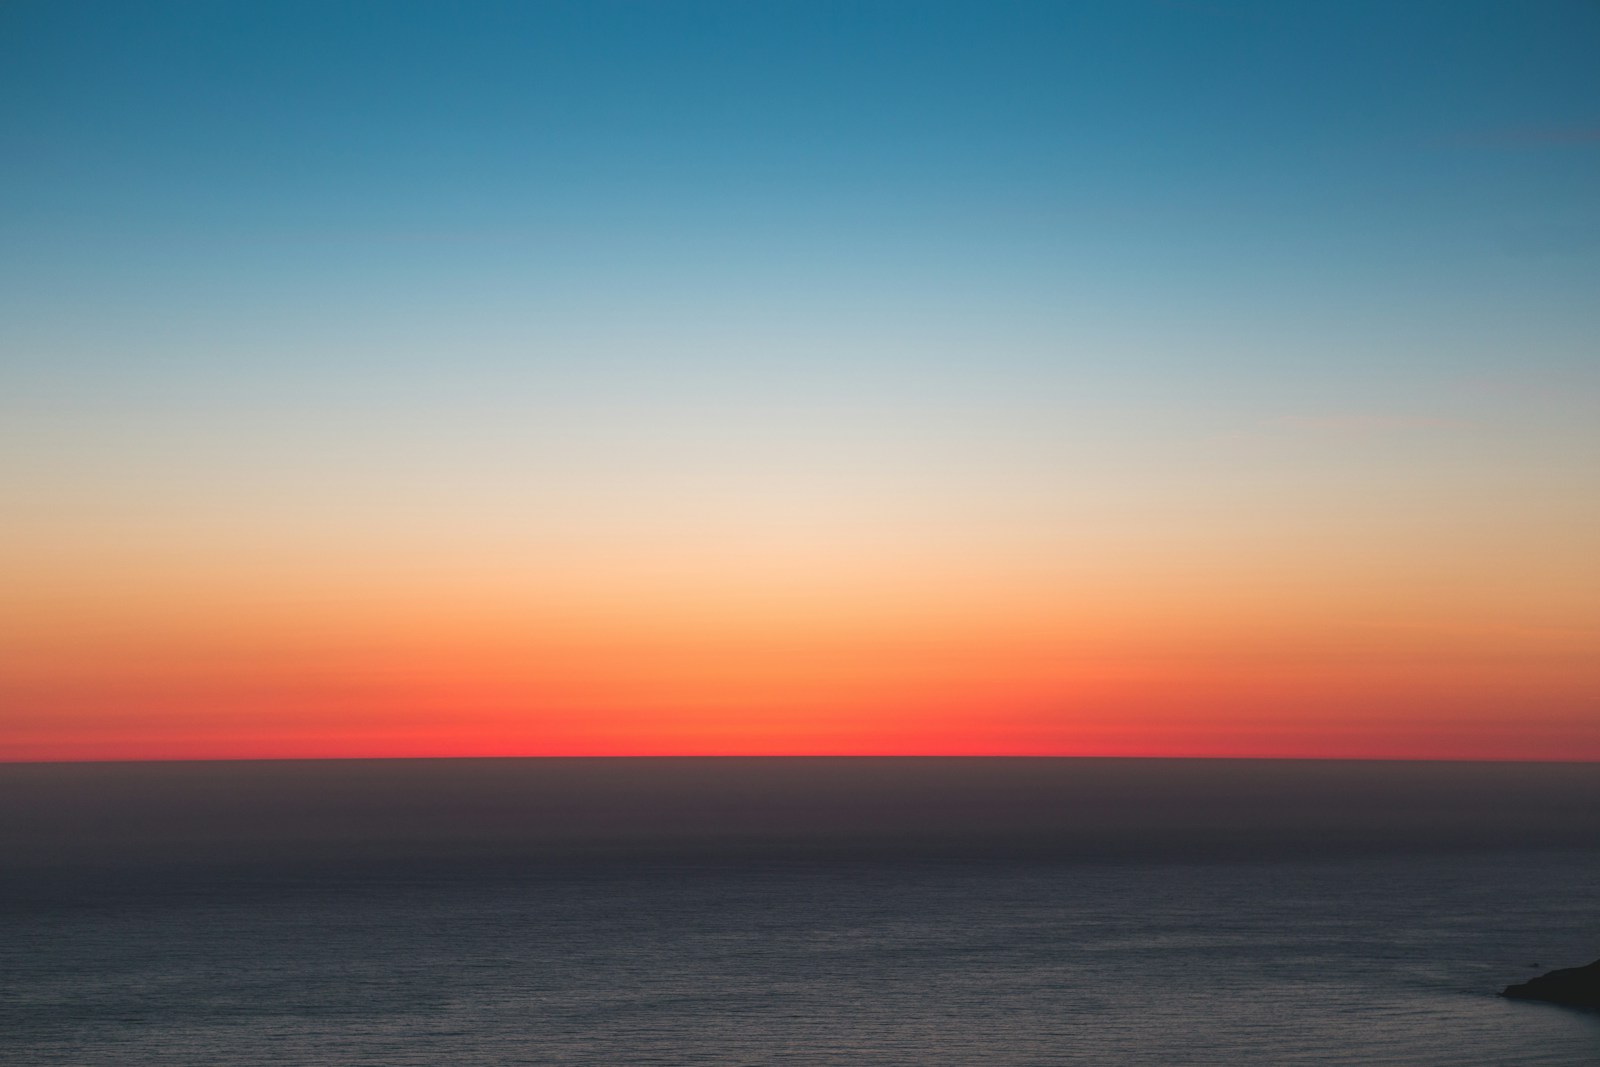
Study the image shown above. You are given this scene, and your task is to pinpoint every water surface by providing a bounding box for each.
[3,758,1597,1065]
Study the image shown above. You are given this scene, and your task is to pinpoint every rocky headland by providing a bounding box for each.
[1502,958,1600,1009]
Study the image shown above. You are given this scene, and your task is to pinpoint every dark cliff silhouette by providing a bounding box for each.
[1503,958,1600,1009]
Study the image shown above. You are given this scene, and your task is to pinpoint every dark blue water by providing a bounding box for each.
[3,759,1597,1065]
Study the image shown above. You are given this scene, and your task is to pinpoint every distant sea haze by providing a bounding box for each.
[3,757,1598,868]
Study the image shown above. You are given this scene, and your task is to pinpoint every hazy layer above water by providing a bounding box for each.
[4,757,1597,869]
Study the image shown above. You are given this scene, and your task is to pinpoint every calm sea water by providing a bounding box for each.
[2,759,1597,1065]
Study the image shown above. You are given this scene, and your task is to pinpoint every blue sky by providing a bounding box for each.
[4,0,1597,539]
[6,2,1596,355]
[5,1,1596,452]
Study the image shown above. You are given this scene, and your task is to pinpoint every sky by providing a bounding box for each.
[2,0,1597,761]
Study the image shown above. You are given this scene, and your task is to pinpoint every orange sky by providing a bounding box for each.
[5,484,1596,760]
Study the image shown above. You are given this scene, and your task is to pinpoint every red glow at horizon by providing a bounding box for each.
[6,518,1597,764]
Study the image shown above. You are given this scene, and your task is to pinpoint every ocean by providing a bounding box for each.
[2,758,1597,1065]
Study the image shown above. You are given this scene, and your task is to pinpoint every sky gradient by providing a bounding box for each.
[2,1,1597,761]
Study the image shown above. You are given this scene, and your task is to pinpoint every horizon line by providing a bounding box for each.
[6,753,1598,767]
